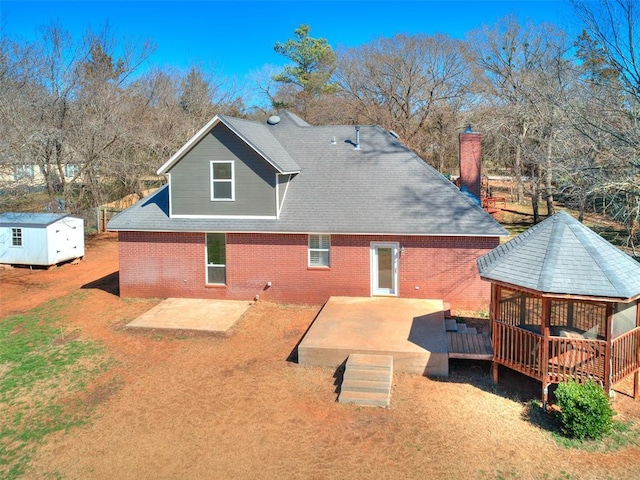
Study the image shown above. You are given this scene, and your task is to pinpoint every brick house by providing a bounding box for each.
[108,111,507,310]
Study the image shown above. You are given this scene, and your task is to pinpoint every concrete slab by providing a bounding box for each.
[298,297,449,376]
[126,298,252,332]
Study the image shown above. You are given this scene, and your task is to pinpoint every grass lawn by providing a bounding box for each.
[0,294,112,479]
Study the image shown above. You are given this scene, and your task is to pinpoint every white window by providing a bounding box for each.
[206,233,226,284]
[65,164,80,178]
[210,161,234,201]
[14,165,34,181]
[308,234,330,267]
[11,228,22,247]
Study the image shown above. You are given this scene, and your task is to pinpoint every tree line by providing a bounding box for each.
[1,1,638,252]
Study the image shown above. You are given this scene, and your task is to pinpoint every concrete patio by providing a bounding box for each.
[297,296,449,376]
[126,298,253,332]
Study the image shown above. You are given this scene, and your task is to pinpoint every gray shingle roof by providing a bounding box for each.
[156,115,300,175]
[109,112,508,237]
[219,115,300,173]
[477,210,640,299]
[0,212,70,228]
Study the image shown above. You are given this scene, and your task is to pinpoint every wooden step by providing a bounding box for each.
[456,323,468,333]
[445,319,458,332]
[466,327,477,335]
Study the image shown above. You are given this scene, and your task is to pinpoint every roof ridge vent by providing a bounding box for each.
[267,115,281,125]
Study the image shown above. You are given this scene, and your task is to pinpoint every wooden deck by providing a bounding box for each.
[447,332,493,360]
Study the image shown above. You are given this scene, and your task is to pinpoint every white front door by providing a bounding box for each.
[371,243,399,296]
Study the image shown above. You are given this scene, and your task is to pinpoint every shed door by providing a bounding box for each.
[371,243,398,296]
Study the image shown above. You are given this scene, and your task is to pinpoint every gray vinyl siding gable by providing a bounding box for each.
[277,174,291,211]
[168,123,277,217]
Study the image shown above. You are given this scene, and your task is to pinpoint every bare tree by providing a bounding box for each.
[469,17,573,221]
[335,33,469,168]
[570,0,640,251]
[0,32,43,209]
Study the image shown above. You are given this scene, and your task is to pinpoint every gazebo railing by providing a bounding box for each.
[493,321,543,380]
[612,327,640,384]
[546,337,606,384]
[494,321,610,385]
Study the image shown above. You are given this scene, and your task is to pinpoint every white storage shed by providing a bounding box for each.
[0,213,84,266]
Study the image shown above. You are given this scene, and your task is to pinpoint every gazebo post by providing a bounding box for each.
[541,298,551,411]
[635,303,640,399]
[604,303,614,396]
[491,284,500,385]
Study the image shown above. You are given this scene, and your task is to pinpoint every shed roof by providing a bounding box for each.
[477,210,640,300]
[109,112,507,237]
[0,213,70,228]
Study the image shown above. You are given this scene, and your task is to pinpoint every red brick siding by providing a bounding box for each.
[118,232,498,310]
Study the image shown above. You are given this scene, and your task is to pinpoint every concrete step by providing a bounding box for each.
[338,390,390,407]
[445,319,458,332]
[466,327,477,335]
[346,353,393,370]
[341,379,390,394]
[343,368,391,383]
[339,353,393,407]
[456,323,468,334]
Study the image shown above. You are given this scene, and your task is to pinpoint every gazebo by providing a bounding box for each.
[477,211,640,408]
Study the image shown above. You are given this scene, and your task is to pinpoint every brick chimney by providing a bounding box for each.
[459,124,482,200]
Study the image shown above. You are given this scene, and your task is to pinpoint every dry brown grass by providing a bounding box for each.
[1,235,639,479]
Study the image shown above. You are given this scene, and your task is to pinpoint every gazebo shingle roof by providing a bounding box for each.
[477,210,640,299]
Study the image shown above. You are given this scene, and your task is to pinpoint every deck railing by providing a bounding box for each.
[546,336,606,384]
[493,322,542,380]
[611,327,640,384]
[494,321,611,386]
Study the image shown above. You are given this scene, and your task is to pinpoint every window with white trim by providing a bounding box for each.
[11,228,22,247]
[308,234,330,267]
[210,161,234,201]
[206,233,226,284]
[14,165,34,181]
[65,163,80,178]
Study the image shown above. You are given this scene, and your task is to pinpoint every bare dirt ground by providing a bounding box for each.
[2,234,640,479]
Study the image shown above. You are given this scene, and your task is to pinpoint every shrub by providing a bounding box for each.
[555,380,614,440]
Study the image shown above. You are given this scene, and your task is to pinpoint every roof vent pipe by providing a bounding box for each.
[355,125,361,150]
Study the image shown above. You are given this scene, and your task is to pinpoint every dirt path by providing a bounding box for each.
[0,233,120,317]
[2,235,639,479]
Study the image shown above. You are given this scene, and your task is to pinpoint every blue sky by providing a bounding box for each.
[2,0,574,81]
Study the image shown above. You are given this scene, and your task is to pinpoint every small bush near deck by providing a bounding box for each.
[555,380,614,440]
